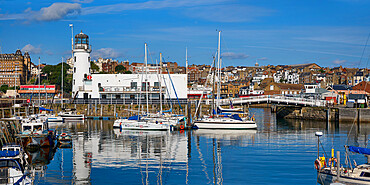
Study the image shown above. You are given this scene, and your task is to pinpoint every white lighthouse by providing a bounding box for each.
[72,31,91,98]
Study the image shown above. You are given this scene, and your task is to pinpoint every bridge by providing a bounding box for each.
[218,95,327,107]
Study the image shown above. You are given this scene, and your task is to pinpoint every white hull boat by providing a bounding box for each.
[47,116,64,122]
[194,117,257,129]
[117,120,170,131]
[59,112,84,120]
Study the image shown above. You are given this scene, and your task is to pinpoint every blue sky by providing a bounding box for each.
[1,0,370,68]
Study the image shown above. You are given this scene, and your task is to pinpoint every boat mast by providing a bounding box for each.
[14,66,17,116]
[144,43,149,114]
[216,31,221,108]
[61,57,64,109]
[38,57,41,108]
[212,56,216,116]
[159,53,163,114]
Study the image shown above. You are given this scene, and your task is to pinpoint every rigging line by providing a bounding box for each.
[358,32,370,67]
[193,53,216,120]
[162,57,183,113]
[344,33,370,145]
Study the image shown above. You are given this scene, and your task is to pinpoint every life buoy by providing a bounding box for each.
[77,112,80,115]
[315,159,322,170]
[252,117,255,121]
[61,133,67,137]
[180,125,185,130]
[328,158,337,167]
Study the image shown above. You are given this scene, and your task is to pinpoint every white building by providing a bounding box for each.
[273,70,299,84]
[71,31,187,101]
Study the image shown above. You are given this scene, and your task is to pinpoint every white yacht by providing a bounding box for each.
[193,31,257,130]
[194,115,257,129]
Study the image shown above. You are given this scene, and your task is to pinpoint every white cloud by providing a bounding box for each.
[91,48,122,59]
[21,44,42,54]
[72,0,93,3]
[222,52,249,60]
[332,59,346,64]
[35,3,81,21]
[0,3,81,21]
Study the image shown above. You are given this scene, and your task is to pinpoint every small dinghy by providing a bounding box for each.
[57,133,72,148]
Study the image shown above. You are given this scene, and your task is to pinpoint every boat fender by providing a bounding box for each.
[180,125,185,130]
[314,159,322,170]
[319,156,326,168]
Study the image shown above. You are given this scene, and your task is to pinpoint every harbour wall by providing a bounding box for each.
[275,106,370,123]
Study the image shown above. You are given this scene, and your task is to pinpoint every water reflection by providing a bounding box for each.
[23,108,370,185]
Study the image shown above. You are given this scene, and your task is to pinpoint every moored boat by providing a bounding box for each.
[17,118,56,150]
[59,110,84,121]
[57,132,72,148]
[315,132,370,185]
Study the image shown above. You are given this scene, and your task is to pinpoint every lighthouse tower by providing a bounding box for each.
[72,31,91,98]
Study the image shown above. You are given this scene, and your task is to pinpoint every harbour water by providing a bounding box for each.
[31,108,368,184]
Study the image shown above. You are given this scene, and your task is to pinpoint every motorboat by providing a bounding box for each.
[17,117,56,150]
[59,111,84,121]
[0,158,31,184]
[0,144,28,166]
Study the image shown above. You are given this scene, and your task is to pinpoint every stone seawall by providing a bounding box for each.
[276,106,370,123]
[338,108,370,123]
[278,107,328,121]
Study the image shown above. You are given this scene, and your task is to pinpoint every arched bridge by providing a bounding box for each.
[218,95,327,107]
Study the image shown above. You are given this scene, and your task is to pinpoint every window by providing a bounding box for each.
[154,82,159,87]
[74,67,76,73]
[74,79,75,85]
[74,56,76,62]
[131,82,137,89]
[361,172,370,177]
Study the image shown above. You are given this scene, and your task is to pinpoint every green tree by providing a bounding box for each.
[42,62,72,93]
[0,85,8,93]
[91,61,99,73]
[115,65,126,73]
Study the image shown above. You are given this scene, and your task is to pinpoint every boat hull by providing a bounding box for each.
[318,171,370,185]
[61,115,84,120]
[47,117,64,122]
[119,122,170,131]
[194,120,257,129]
[19,134,55,149]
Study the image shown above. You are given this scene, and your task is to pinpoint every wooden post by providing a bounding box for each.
[100,104,103,116]
[114,104,116,118]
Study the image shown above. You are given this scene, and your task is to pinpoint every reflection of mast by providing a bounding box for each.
[216,140,223,185]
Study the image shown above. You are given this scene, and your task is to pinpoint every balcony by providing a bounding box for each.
[99,86,166,93]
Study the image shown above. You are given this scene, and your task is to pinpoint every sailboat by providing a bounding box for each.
[113,43,170,131]
[315,134,370,184]
[193,31,257,129]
